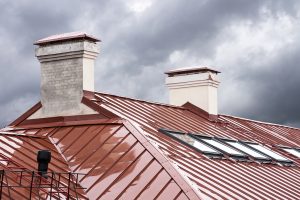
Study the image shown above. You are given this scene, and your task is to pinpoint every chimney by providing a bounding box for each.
[32,32,100,118]
[165,67,220,115]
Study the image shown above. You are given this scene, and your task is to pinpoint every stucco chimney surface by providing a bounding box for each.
[165,67,220,115]
[33,32,100,118]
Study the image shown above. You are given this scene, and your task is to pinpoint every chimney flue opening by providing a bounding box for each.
[37,150,51,177]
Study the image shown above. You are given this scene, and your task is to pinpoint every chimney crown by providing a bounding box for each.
[165,67,220,76]
[34,31,100,45]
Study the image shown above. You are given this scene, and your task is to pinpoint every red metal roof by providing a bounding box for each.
[2,91,300,199]
[91,92,300,199]
[2,118,196,199]
[0,133,86,199]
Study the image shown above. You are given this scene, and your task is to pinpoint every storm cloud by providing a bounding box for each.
[0,0,300,127]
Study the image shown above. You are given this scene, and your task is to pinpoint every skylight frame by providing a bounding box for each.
[282,147,300,158]
[159,129,294,164]
[223,139,272,162]
[158,129,223,157]
[190,134,248,159]
[242,142,293,163]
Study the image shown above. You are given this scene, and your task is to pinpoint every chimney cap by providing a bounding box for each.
[34,31,101,45]
[165,66,220,77]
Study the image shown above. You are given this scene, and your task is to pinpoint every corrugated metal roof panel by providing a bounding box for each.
[2,122,191,199]
[89,92,300,199]
[0,133,86,199]
[4,91,300,199]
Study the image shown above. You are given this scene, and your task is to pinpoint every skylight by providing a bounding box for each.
[282,148,300,158]
[246,143,290,162]
[197,137,245,157]
[225,141,269,160]
[162,130,221,155]
[160,129,294,164]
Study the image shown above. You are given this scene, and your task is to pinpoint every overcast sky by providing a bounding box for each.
[0,0,300,128]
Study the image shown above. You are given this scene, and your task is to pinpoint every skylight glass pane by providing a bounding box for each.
[247,144,290,161]
[193,140,219,153]
[226,141,268,159]
[283,148,300,158]
[169,133,220,154]
[201,138,244,156]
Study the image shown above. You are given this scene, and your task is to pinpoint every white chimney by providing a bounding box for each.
[165,67,220,115]
[31,32,100,118]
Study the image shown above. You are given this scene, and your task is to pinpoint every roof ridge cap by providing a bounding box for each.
[220,114,300,131]
[94,91,186,109]
[122,119,202,199]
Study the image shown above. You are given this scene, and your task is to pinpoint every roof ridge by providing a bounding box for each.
[96,91,300,131]
[220,114,300,131]
[0,131,46,139]
[122,119,202,199]
[94,91,186,109]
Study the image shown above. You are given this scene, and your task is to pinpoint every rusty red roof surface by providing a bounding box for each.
[2,91,300,199]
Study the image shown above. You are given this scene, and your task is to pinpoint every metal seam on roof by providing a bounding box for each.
[0,134,85,199]
[1,124,191,199]
[93,92,300,199]
[3,91,300,199]
[123,120,202,199]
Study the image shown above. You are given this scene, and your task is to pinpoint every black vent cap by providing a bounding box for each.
[37,150,51,177]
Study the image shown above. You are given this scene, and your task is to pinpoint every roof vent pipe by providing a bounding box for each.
[37,150,51,177]
[165,67,220,115]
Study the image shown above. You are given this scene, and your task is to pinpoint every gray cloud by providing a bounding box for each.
[0,0,300,127]
[231,43,300,125]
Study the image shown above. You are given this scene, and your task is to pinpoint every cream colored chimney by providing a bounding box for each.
[165,67,220,115]
[31,32,100,118]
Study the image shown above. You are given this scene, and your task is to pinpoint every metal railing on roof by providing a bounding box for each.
[0,153,86,200]
[0,170,86,200]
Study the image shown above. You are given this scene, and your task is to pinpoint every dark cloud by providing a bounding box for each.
[0,0,299,127]
[231,43,300,125]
